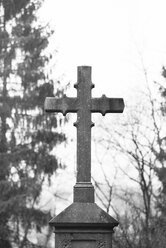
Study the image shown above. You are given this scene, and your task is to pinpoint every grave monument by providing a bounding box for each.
[44,66,124,248]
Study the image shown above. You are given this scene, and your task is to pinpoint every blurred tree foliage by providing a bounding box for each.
[0,0,66,247]
[153,66,166,245]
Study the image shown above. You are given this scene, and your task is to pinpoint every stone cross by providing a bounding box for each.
[44,66,124,203]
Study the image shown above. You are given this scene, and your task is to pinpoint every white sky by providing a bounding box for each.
[39,0,166,214]
[40,0,166,100]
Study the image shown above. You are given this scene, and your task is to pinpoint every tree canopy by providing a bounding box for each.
[0,0,66,247]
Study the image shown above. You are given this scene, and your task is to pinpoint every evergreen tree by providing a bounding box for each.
[151,66,166,246]
[157,66,166,202]
[0,1,66,247]
[159,66,166,115]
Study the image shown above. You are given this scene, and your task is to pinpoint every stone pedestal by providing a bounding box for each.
[49,200,118,247]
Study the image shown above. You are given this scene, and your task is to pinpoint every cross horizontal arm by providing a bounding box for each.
[44,96,78,116]
[91,95,124,115]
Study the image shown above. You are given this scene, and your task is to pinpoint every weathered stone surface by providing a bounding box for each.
[45,66,124,202]
[73,182,94,203]
[49,202,118,228]
[55,229,113,248]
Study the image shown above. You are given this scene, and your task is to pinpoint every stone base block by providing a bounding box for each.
[74,182,94,203]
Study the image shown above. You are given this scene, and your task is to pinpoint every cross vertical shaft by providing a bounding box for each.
[75,66,93,182]
[74,66,95,203]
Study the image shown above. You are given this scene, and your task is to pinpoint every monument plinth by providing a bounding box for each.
[45,66,124,248]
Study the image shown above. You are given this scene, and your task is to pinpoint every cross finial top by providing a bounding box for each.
[45,66,124,203]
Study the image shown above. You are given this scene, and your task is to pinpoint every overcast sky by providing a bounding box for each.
[39,0,166,100]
